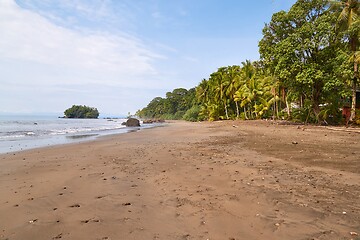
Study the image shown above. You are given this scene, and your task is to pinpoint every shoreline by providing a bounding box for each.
[0,120,359,240]
[0,121,165,155]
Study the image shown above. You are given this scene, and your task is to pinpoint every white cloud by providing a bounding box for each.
[154,43,178,53]
[0,0,163,86]
[18,0,117,24]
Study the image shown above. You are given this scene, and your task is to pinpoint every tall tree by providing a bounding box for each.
[213,68,230,119]
[226,65,242,118]
[259,0,340,121]
[332,0,359,121]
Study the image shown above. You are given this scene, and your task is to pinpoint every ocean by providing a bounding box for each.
[0,115,156,154]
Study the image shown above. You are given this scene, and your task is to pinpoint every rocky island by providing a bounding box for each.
[63,105,99,119]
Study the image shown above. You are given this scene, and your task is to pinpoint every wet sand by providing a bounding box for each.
[0,120,359,240]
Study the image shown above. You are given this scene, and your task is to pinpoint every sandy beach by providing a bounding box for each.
[0,120,359,240]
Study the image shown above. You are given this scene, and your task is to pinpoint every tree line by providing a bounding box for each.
[138,0,359,124]
[136,88,200,121]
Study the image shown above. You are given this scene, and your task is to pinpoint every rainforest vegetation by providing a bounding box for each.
[137,0,359,124]
[136,88,198,121]
[64,105,100,119]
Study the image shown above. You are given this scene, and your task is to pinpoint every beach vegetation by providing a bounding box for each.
[331,0,359,122]
[64,105,99,119]
[136,88,198,120]
[183,105,204,122]
[138,0,359,125]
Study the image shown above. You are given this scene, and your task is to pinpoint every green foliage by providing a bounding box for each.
[259,0,345,119]
[355,109,360,125]
[194,63,283,121]
[183,105,204,122]
[137,0,357,125]
[64,105,99,119]
[136,88,196,120]
[331,0,359,121]
[319,104,343,125]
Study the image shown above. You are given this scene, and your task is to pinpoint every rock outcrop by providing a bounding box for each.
[142,119,165,124]
[126,118,140,127]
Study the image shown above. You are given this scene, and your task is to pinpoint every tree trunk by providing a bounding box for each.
[312,82,323,122]
[244,106,248,120]
[281,87,286,105]
[350,60,358,122]
[276,93,280,119]
[272,103,275,119]
[235,101,239,119]
[312,102,321,121]
[254,103,258,118]
[273,92,277,119]
[224,101,229,120]
[285,98,291,118]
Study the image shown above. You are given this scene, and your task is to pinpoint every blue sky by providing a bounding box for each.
[0,0,296,116]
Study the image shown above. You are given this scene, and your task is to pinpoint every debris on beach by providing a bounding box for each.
[29,219,38,224]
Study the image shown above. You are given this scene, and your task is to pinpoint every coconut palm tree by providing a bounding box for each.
[237,61,257,119]
[263,75,281,119]
[211,68,230,119]
[196,79,210,104]
[226,65,242,118]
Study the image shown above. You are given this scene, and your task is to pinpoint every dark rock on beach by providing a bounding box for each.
[142,119,165,124]
[126,118,140,127]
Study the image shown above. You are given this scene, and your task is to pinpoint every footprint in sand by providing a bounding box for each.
[52,233,62,239]
[69,204,81,208]
[81,218,100,224]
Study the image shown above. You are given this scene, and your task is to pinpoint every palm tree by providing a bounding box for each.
[226,65,242,118]
[196,79,210,104]
[332,0,359,121]
[237,61,257,119]
[263,75,281,119]
[212,68,230,119]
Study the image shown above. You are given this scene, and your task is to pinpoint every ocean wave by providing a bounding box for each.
[0,125,126,141]
[0,117,128,146]
[0,130,37,140]
[0,134,26,140]
[48,125,125,136]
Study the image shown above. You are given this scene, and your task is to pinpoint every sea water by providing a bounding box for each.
[0,115,155,154]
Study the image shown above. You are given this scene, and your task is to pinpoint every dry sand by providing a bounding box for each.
[0,120,359,240]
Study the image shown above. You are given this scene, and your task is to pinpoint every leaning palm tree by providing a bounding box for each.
[196,79,210,104]
[332,0,359,121]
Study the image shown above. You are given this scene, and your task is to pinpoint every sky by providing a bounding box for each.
[0,0,296,117]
